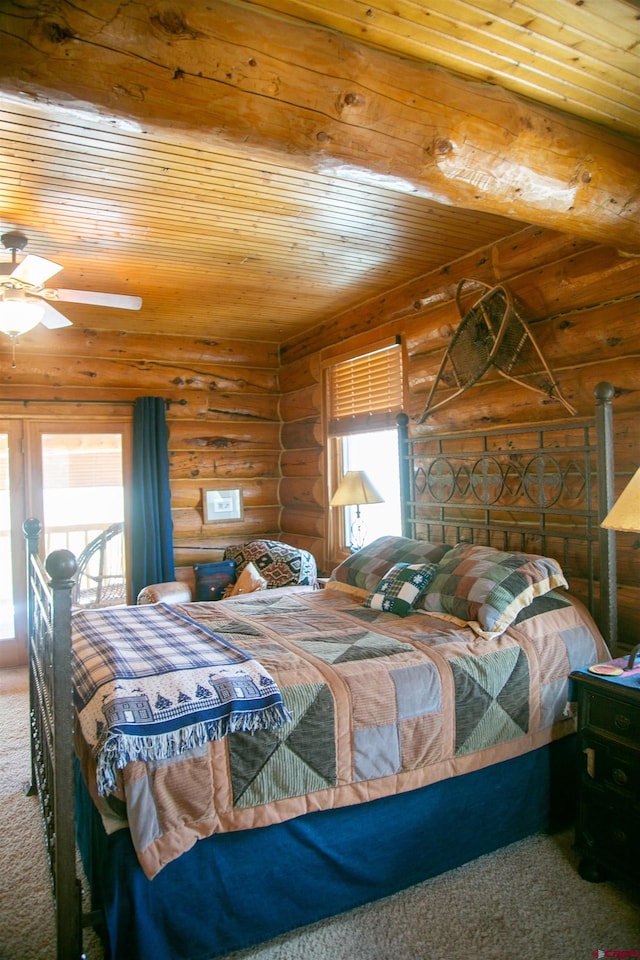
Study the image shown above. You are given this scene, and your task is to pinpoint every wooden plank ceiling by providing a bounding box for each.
[0,0,638,345]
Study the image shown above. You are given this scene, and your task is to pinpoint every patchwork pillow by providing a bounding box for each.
[331,535,451,593]
[363,562,439,617]
[420,543,568,638]
[193,560,236,601]
[223,540,317,588]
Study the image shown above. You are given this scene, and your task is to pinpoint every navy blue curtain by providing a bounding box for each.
[130,397,175,599]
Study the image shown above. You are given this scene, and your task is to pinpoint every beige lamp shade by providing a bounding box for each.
[330,470,384,508]
[601,467,640,533]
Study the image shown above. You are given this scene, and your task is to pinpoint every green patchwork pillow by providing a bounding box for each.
[420,543,568,638]
[331,536,451,593]
[363,561,439,617]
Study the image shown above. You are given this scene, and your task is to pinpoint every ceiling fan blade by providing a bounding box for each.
[54,289,142,310]
[40,301,73,330]
[11,254,64,287]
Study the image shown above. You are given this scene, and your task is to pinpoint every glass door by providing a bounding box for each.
[0,421,27,667]
[27,424,131,607]
[39,432,125,553]
[0,432,12,640]
[0,418,132,667]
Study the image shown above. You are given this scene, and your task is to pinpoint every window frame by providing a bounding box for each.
[323,338,403,562]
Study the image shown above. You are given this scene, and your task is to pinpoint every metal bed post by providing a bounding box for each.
[24,517,41,800]
[50,548,84,960]
[23,519,85,959]
[594,381,617,656]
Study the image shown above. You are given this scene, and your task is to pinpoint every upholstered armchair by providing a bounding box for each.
[137,539,317,604]
[137,578,194,605]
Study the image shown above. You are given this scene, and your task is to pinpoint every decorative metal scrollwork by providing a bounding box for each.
[416,453,587,508]
[469,457,504,505]
[522,456,562,508]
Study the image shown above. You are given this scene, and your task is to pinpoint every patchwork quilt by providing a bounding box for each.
[75,584,608,879]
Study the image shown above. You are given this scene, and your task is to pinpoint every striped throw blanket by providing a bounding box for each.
[72,603,290,795]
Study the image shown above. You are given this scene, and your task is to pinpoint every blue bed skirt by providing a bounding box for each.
[76,735,576,960]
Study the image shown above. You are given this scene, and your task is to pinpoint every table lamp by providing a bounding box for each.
[600,466,640,669]
[330,470,384,552]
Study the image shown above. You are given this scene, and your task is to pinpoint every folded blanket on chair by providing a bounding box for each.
[72,603,290,795]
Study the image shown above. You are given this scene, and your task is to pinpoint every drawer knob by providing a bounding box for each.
[614,713,631,731]
[612,827,628,844]
[612,767,628,786]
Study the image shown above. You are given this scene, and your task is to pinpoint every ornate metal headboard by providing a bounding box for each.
[398,383,617,653]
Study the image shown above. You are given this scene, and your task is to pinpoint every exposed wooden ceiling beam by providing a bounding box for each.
[1,0,639,253]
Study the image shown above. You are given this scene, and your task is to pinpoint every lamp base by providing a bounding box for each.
[349,515,366,553]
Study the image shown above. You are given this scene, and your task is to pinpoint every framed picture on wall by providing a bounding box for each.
[203,488,243,523]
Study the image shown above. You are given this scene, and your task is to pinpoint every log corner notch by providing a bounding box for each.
[0,0,639,254]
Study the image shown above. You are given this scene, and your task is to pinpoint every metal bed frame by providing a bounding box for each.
[398,381,617,653]
[24,521,86,958]
[23,383,617,959]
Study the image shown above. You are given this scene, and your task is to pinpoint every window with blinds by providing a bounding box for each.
[327,342,402,436]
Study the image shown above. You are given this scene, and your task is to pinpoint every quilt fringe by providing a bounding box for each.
[96,703,290,796]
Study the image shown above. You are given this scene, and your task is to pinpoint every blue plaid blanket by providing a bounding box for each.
[72,603,290,795]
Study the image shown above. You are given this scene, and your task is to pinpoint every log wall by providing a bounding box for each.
[2,224,638,651]
[0,329,283,580]
[279,225,640,651]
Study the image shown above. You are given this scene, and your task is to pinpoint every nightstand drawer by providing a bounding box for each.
[581,738,639,797]
[577,794,640,873]
[586,692,640,744]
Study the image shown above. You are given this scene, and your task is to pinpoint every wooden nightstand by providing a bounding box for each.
[569,667,640,883]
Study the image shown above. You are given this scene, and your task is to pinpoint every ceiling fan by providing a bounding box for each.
[0,231,142,363]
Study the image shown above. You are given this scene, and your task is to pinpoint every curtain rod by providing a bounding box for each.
[0,397,187,408]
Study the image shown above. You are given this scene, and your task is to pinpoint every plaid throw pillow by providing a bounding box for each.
[363,562,439,617]
[420,543,568,637]
[331,536,451,593]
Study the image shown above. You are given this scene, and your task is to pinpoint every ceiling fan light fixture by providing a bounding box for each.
[0,294,46,368]
[0,230,142,343]
[0,297,46,337]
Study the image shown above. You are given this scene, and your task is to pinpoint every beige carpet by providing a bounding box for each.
[1,665,639,960]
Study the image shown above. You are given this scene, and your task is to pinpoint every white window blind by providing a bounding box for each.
[328,343,402,436]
